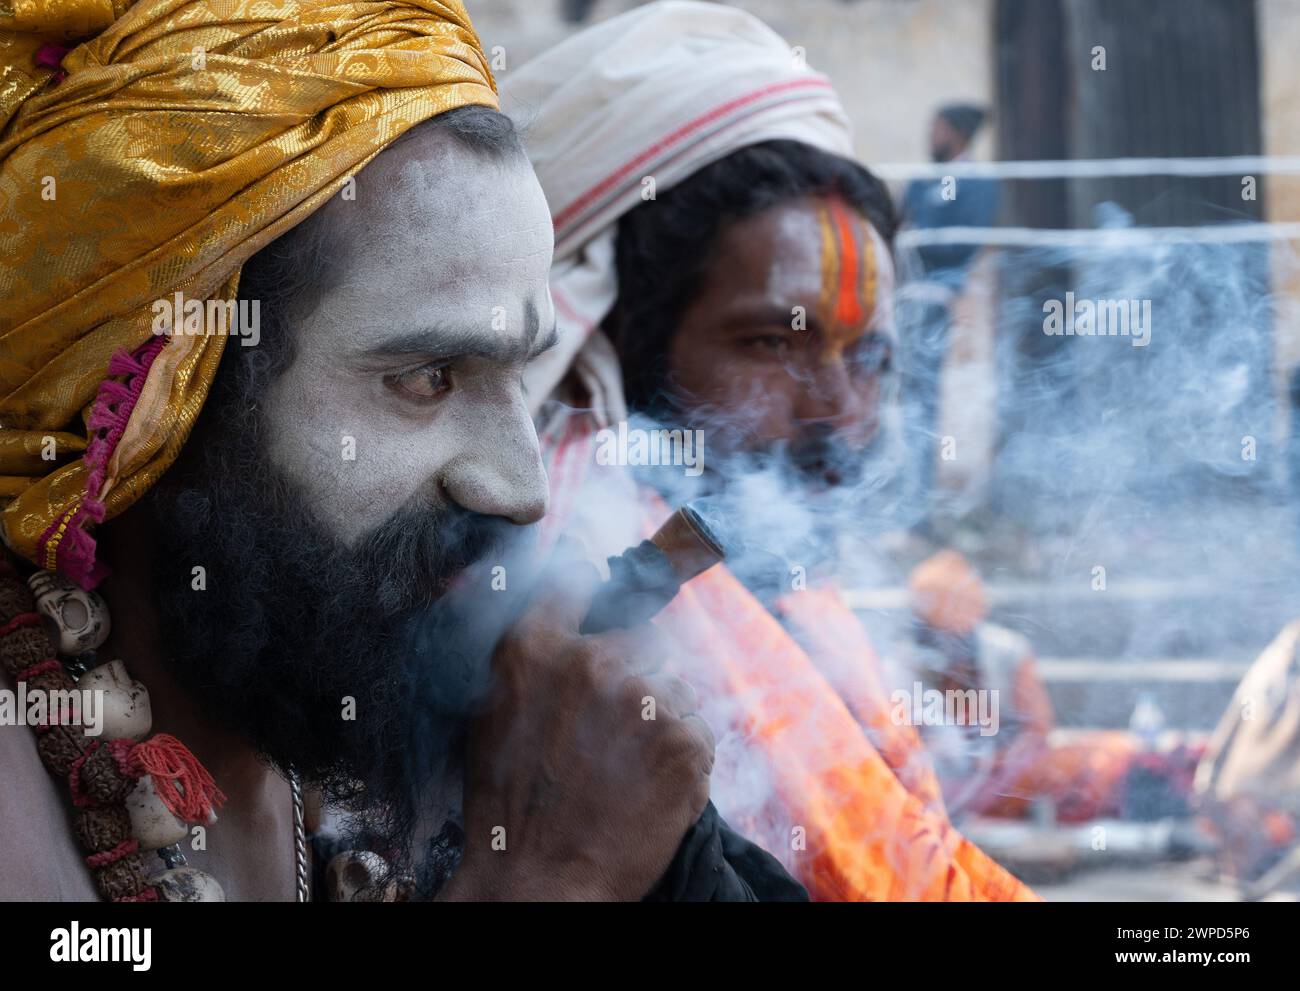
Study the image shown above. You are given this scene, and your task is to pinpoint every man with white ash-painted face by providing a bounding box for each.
[0,0,799,901]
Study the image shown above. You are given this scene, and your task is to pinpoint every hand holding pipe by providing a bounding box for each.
[580,502,726,634]
[576,503,804,899]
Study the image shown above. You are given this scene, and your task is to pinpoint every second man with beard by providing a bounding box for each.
[508,1,1036,901]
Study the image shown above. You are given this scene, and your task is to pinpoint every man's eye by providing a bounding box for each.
[743,334,791,355]
[387,363,451,399]
[852,335,893,375]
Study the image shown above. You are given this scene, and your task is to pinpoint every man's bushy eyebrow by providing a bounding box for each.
[355,300,547,363]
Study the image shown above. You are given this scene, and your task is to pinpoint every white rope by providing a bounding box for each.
[874,155,1300,182]
[898,221,1300,248]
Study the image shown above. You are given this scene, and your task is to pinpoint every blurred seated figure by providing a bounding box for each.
[904,551,1142,821]
[1189,368,1300,895]
[1195,621,1300,894]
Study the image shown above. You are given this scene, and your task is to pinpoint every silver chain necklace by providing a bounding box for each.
[290,767,309,903]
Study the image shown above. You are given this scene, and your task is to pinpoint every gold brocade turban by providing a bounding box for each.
[0,0,497,585]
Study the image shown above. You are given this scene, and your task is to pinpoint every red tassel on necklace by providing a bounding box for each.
[126,733,227,823]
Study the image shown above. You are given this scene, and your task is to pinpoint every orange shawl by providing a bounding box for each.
[544,413,1037,901]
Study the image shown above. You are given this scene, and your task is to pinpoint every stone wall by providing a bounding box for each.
[471,0,995,167]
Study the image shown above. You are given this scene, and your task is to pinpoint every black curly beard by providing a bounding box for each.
[142,343,528,880]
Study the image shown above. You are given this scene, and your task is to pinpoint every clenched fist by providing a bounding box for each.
[440,545,715,901]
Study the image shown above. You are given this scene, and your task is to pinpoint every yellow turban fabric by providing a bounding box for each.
[0,0,496,585]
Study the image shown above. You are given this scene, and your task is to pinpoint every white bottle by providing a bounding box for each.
[1129,691,1165,750]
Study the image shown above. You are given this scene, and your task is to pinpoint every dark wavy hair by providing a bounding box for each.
[602,139,898,413]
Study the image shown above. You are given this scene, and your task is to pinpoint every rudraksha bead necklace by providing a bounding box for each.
[0,557,309,901]
[0,555,428,902]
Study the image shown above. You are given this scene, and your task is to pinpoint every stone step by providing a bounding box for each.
[1037,657,1253,682]
[845,581,1287,727]
[1038,658,1246,730]
[846,581,1300,660]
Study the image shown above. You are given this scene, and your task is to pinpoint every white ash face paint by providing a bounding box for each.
[758,202,824,308]
[262,131,556,545]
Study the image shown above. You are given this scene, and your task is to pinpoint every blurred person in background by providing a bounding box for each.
[904,551,1140,821]
[897,104,999,534]
[904,551,1204,827]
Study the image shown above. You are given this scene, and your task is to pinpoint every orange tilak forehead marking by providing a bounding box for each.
[830,198,864,328]
[816,198,877,360]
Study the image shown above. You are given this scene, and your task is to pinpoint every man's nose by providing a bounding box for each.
[795,358,866,428]
[441,396,549,525]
